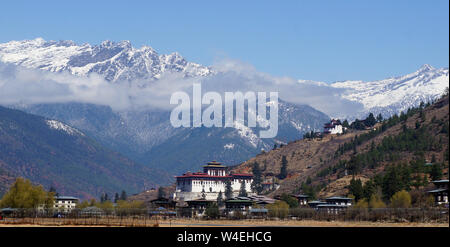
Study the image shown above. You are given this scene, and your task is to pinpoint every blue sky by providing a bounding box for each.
[1,0,448,82]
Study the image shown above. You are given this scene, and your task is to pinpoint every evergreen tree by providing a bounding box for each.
[382,166,404,200]
[342,119,350,128]
[306,176,312,185]
[376,113,383,122]
[430,164,443,181]
[114,192,119,203]
[201,188,206,200]
[225,179,233,199]
[348,178,364,202]
[238,180,248,197]
[158,187,166,199]
[251,162,263,194]
[49,186,56,193]
[49,186,59,197]
[120,190,127,201]
[217,191,224,207]
[364,113,377,127]
[279,155,288,179]
[205,203,220,219]
[280,193,299,208]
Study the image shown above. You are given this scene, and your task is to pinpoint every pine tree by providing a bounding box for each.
[217,191,224,207]
[225,179,233,199]
[376,113,383,122]
[158,187,166,199]
[348,178,364,202]
[114,192,119,203]
[306,176,312,185]
[430,164,442,181]
[279,155,288,179]
[364,113,377,127]
[120,190,127,201]
[238,180,248,197]
[342,119,350,128]
[251,162,263,194]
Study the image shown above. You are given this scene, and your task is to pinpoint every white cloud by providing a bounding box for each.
[0,59,363,117]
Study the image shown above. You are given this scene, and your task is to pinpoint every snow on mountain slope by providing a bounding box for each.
[330,64,449,119]
[0,38,212,81]
[46,119,85,136]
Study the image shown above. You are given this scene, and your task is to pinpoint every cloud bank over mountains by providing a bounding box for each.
[0,59,363,117]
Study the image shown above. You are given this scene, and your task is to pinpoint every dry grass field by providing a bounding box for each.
[0,218,448,227]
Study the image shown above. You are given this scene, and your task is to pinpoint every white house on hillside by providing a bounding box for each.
[323,119,343,134]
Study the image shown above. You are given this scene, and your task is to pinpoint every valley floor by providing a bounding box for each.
[0,218,448,227]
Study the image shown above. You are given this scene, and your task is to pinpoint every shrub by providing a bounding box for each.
[390,190,411,208]
[267,201,289,219]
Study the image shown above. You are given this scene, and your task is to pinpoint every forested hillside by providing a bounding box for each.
[232,91,449,204]
[0,106,171,199]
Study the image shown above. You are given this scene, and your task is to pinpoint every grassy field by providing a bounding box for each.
[0,218,448,227]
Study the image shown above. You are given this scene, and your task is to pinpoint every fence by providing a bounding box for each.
[286,207,448,223]
[0,207,447,226]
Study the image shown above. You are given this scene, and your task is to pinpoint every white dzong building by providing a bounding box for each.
[173,161,254,202]
[323,119,343,134]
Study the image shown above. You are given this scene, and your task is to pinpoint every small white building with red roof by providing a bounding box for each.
[173,161,254,201]
[323,119,343,134]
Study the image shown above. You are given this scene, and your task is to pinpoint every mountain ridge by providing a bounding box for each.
[0,38,212,81]
[0,105,171,199]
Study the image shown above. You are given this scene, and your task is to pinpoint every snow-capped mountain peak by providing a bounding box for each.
[0,38,212,81]
[330,64,449,120]
[417,64,434,72]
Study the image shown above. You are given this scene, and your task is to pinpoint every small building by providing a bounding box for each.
[246,195,276,208]
[325,196,353,206]
[0,208,18,218]
[184,199,213,218]
[427,180,449,206]
[225,197,253,216]
[323,119,343,135]
[308,200,327,208]
[54,196,79,213]
[148,207,177,218]
[261,182,274,192]
[293,194,310,206]
[149,197,177,210]
[80,206,104,217]
[316,204,349,214]
[249,208,268,218]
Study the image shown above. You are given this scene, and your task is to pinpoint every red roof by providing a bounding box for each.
[175,173,253,179]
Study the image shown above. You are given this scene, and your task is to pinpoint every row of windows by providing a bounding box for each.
[56,200,75,204]
[54,205,75,208]
[178,179,251,185]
